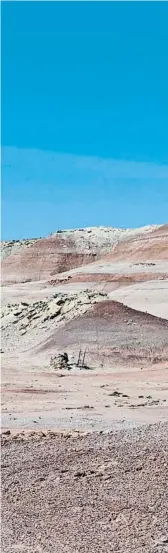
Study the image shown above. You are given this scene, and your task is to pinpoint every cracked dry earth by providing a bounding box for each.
[1,424,168,553]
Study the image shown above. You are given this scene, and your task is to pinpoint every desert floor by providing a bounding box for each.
[1,225,168,552]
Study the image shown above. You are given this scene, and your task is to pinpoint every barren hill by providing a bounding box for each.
[37,299,168,368]
[102,223,168,262]
[2,224,166,285]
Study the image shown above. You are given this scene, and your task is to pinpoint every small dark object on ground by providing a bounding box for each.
[109,391,122,397]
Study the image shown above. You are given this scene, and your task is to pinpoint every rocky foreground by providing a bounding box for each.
[2,423,168,553]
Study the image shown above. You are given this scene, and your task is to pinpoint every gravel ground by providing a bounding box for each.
[2,422,168,553]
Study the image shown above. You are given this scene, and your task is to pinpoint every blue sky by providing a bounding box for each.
[2,2,168,240]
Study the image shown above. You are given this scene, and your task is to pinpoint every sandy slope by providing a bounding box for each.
[109,279,168,319]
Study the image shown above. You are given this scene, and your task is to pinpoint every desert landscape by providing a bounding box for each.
[1,224,168,552]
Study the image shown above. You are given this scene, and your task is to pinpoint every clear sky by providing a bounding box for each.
[2,1,168,240]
